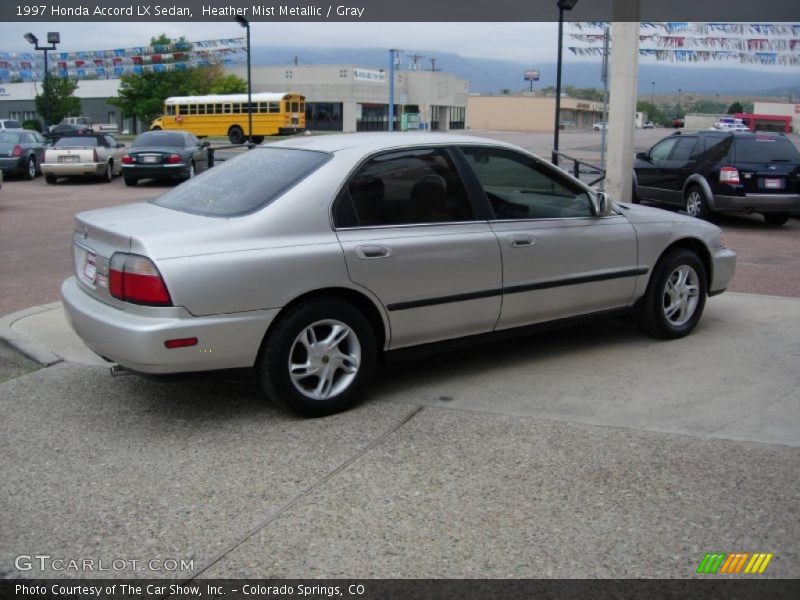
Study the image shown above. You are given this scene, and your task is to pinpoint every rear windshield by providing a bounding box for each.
[54,136,99,147]
[734,137,800,163]
[132,132,187,148]
[0,132,22,143]
[151,147,331,217]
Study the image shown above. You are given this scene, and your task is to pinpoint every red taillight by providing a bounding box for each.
[108,253,172,306]
[11,145,23,157]
[167,153,182,164]
[720,166,740,185]
[121,154,133,164]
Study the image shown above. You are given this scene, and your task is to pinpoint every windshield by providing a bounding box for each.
[734,137,800,163]
[132,132,187,148]
[151,147,331,217]
[54,137,98,147]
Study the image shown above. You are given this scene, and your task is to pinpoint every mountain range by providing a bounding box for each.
[251,46,800,98]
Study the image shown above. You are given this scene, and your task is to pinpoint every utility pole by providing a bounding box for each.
[428,57,438,72]
[388,49,399,132]
[408,53,425,71]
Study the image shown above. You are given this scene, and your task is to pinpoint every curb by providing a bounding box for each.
[0,303,63,367]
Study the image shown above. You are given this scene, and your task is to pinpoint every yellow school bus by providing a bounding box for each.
[150,92,306,144]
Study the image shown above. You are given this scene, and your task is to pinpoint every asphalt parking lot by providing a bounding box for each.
[1,129,799,581]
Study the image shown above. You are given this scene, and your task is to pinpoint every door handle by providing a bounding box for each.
[507,235,535,248]
[355,245,392,259]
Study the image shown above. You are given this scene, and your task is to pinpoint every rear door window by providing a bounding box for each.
[670,137,698,162]
[333,147,474,228]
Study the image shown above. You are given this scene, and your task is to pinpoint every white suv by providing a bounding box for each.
[0,118,22,131]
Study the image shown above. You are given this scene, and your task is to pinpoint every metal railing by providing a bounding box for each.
[551,150,606,188]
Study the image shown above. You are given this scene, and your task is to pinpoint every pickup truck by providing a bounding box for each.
[54,116,119,134]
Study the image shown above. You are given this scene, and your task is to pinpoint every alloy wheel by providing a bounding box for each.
[662,265,700,327]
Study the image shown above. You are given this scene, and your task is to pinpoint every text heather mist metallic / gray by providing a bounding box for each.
[61,132,736,416]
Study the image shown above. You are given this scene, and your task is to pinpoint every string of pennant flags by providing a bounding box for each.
[0,38,245,83]
[567,22,800,67]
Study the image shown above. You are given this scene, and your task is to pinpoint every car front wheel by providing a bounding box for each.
[640,248,707,340]
[258,298,377,417]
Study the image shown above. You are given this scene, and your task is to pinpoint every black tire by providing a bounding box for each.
[45,174,57,184]
[24,156,36,180]
[251,136,265,144]
[124,176,138,187]
[684,185,713,221]
[641,248,707,340]
[184,161,195,180]
[228,126,245,145]
[258,297,377,417]
[763,213,789,226]
[100,161,113,183]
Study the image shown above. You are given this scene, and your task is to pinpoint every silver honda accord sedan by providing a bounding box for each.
[62,133,736,416]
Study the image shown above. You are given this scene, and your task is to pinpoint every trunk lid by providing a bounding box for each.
[71,202,222,308]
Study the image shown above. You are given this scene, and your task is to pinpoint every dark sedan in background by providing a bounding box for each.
[44,123,94,144]
[121,131,210,186]
[0,129,47,179]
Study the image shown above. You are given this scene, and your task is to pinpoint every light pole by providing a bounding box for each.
[24,31,60,130]
[677,88,682,113]
[234,15,252,144]
[388,49,399,132]
[552,0,578,166]
[650,81,655,107]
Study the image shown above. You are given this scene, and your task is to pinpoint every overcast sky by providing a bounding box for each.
[1,22,561,63]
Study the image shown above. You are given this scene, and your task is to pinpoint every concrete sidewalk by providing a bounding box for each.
[1,294,799,579]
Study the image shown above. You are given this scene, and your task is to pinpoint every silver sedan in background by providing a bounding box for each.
[62,133,736,416]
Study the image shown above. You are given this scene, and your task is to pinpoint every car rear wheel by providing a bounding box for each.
[684,185,712,221]
[185,161,195,180]
[24,156,36,180]
[258,298,377,417]
[124,176,138,187]
[228,126,245,145]
[641,248,707,340]
[763,213,789,226]
[100,162,113,183]
[45,174,57,184]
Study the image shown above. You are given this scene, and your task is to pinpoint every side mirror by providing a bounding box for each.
[202,140,210,147]
[635,151,649,161]
[592,191,611,216]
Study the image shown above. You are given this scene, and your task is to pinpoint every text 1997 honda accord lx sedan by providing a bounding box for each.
[62,133,736,416]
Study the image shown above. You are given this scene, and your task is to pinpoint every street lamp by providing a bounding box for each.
[552,0,578,166]
[24,31,60,130]
[234,15,252,144]
[651,81,655,107]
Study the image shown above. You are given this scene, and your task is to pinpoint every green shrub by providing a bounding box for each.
[22,119,43,132]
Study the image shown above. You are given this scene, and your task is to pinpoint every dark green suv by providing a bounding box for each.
[633,130,800,225]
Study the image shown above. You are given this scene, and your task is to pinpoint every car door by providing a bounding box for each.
[657,135,699,205]
[456,145,639,330]
[187,134,209,172]
[634,136,679,203]
[334,146,502,349]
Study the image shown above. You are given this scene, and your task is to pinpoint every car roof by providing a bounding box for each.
[268,132,519,154]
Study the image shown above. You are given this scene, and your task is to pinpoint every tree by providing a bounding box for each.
[727,101,744,114]
[34,75,81,126]
[109,35,246,125]
[636,100,667,126]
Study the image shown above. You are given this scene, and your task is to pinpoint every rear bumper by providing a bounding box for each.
[711,193,800,213]
[121,164,188,179]
[42,162,106,177]
[61,276,278,374]
[0,157,26,173]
